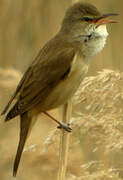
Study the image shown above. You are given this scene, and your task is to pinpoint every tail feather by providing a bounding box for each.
[13,112,31,177]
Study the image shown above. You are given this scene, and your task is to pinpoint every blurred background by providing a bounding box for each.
[0,0,122,179]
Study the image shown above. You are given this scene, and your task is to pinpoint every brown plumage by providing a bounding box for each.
[2,36,79,177]
[1,2,118,177]
[13,112,31,177]
[3,38,75,121]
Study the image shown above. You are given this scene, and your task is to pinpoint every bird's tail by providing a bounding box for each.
[13,112,31,177]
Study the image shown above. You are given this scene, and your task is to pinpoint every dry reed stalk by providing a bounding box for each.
[57,1,80,179]
[57,100,72,180]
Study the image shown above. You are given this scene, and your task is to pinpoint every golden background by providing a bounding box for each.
[0,0,122,179]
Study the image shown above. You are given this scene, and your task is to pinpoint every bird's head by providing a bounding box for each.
[61,2,118,40]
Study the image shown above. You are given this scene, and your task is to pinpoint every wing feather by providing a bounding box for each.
[3,36,75,119]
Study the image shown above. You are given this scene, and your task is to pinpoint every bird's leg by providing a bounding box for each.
[43,111,72,132]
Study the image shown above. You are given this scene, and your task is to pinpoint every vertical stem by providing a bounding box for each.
[57,1,78,179]
[57,100,72,180]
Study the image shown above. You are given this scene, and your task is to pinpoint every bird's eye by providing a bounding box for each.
[82,17,92,21]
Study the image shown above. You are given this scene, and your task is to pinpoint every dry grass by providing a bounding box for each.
[73,69,123,153]
[0,1,122,179]
[41,69,123,180]
[0,68,123,180]
[71,69,123,179]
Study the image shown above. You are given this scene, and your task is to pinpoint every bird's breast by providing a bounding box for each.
[38,52,88,111]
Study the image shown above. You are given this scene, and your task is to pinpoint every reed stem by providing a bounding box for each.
[57,100,72,180]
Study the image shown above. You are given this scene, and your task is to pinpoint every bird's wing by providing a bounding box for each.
[3,37,75,119]
[1,67,32,115]
[19,46,75,112]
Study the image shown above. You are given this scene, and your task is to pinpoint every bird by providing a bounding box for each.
[1,2,118,177]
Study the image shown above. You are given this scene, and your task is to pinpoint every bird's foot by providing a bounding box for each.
[43,111,72,132]
[57,123,72,132]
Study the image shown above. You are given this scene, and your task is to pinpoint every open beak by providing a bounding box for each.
[92,13,119,26]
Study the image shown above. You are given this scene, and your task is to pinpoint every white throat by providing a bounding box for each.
[82,25,108,60]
